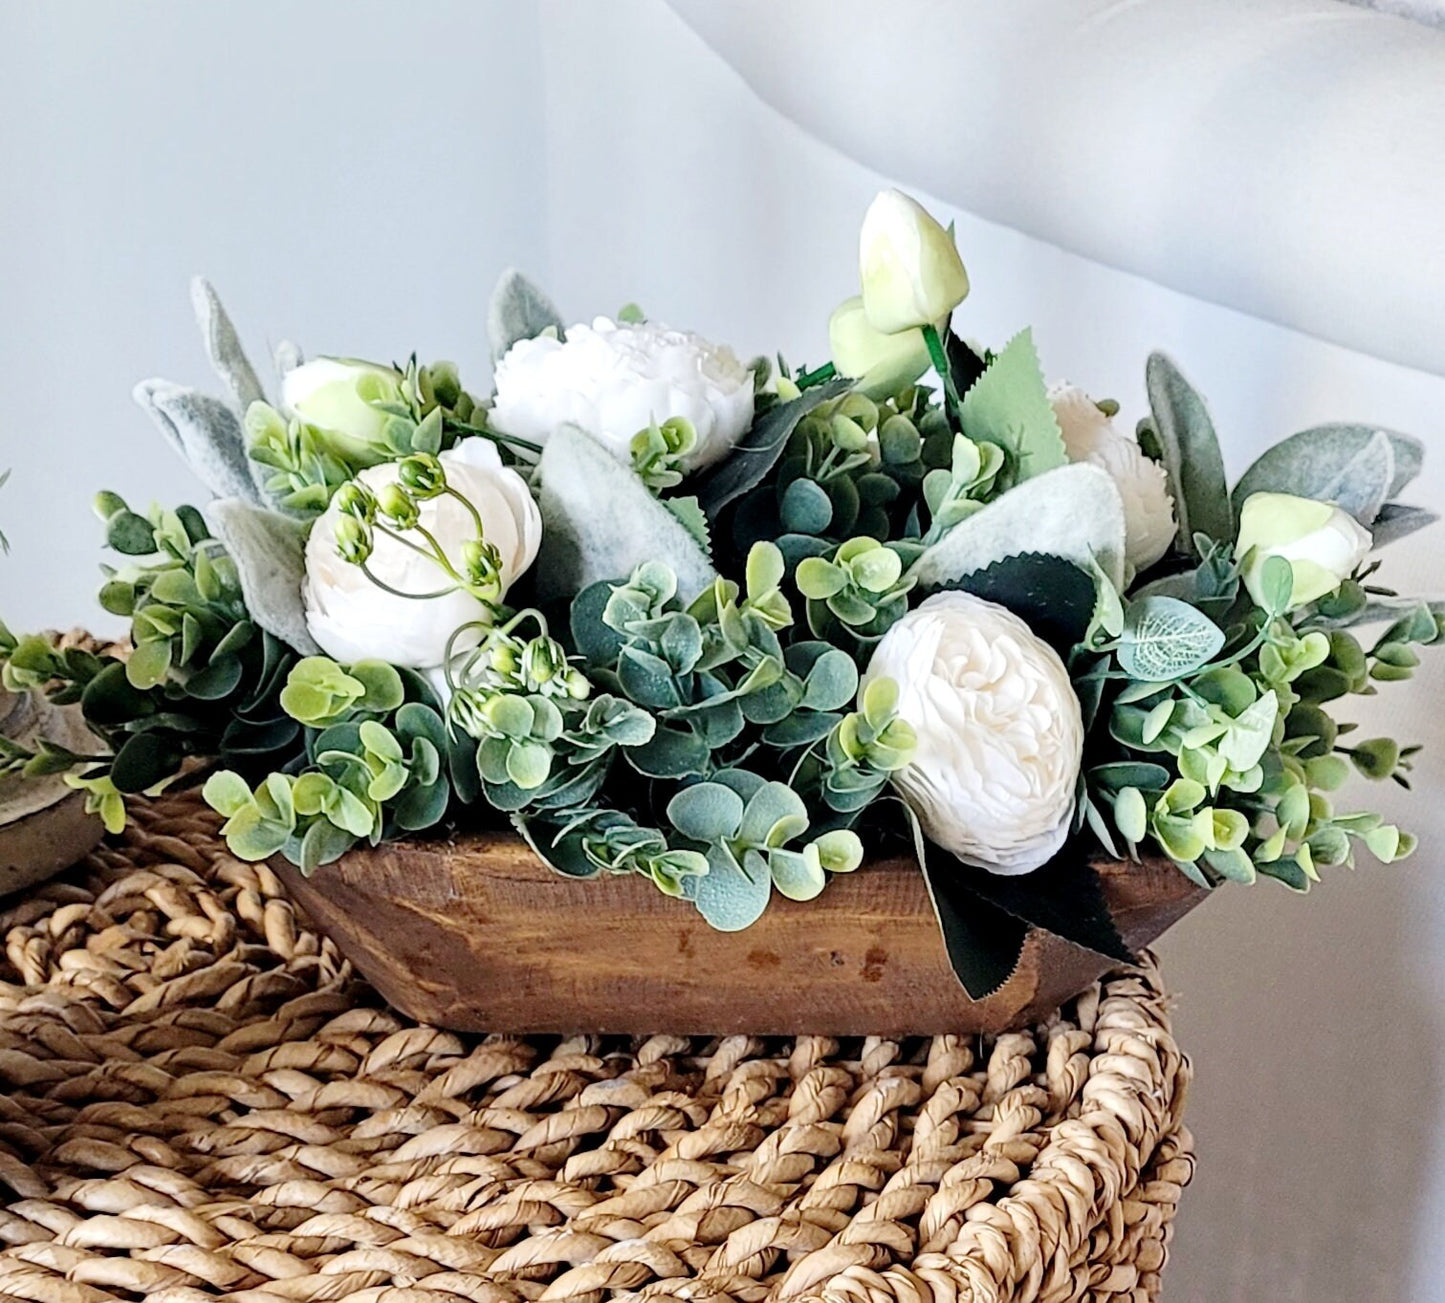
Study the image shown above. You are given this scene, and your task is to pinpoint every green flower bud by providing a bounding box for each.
[375,483,420,528]
[333,482,377,523]
[397,452,447,499]
[334,515,374,565]
[828,295,932,398]
[461,538,503,594]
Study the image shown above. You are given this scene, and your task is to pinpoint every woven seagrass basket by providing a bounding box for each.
[0,791,1192,1302]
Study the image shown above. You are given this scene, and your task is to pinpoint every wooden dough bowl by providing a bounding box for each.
[273,834,1208,1036]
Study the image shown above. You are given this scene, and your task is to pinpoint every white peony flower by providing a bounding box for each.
[865,591,1084,875]
[858,189,970,335]
[303,438,541,668]
[1050,383,1175,572]
[1236,491,1372,610]
[282,357,406,466]
[489,317,755,472]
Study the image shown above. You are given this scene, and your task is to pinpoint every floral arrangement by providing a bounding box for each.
[3,190,1438,997]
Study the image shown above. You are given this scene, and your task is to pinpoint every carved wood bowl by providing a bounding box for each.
[272,835,1208,1035]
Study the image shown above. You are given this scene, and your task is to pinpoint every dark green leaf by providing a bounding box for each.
[110,731,182,793]
[939,552,1096,656]
[694,379,850,516]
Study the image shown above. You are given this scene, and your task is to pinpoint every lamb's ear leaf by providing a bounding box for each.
[1370,503,1440,548]
[908,814,1027,999]
[536,424,717,604]
[1146,353,1232,554]
[191,277,266,415]
[953,840,1135,964]
[958,327,1066,486]
[936,551,1096,657]
[695,378,851,517]
[488,269,565,365]
[1315,429,1394,525]
[911,463,1127,592]
[205,497,321,655]
[135,380,265,506]
[1232,423,1424,522]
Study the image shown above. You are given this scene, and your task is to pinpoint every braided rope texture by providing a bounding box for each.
[0,791,1193,1303]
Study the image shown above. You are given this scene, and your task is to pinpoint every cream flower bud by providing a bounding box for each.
[281,357,405,466]
[828,296,932,397]
[302,438,541,668]
[864,591,1084,875]
[1237,492,1372,610]
[858,189,970,335]
[1049,383,1176,572]
[489,317,754,473]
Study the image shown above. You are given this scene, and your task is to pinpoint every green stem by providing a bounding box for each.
[795,362,837,391]
[443,485,486,541]
[921,324,961,417]
[359,561,457,602]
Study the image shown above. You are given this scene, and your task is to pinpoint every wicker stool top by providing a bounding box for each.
[0,792,1192,1303]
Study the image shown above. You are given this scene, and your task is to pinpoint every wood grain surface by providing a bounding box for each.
[274,833,1208,1035]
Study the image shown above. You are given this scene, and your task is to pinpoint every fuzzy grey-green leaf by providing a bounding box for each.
[910,463,1127,591]
[135,380,266,505]
[1146,353,1233,552]
[191,277,266,415]
[488,268,565,365]
[536,424,717,603]
[1315,429,1394,525]
[205,497,321,655]
[1232,423,1424,522]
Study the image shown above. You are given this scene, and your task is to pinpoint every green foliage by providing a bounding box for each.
[1086,535,1429,890]
[1143,352,1232,557]
[2,493,303,826]
[955,328,1066,490]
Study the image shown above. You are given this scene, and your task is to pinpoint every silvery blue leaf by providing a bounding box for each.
[1370,502,1440,548]
[1232,422,1424,520]
[134,379,264,506]
[688,843,771,931]
[909,462,1127,592]
[205,497,321,655]
[190,277,265,415]
[1315,429,1394,525]
[488,268,564,365]
[1145,353,1233,553]
[536,424,717,604]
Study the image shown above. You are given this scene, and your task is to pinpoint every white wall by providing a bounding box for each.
[0,0,548,631]
[4,1,1445,1298]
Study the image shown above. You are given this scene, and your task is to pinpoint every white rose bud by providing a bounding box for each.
[489,317,754,473]
[1237,491,1372,610]
[828,296,932,397]
[1049,383,1176,573]
[282,357,406,466]
[858,189,970,335]
[303,438,541,668]
[865,591,1084,875]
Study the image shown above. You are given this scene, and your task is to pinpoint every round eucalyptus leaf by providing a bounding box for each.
[691,845,771,931]
[667,781,744,842]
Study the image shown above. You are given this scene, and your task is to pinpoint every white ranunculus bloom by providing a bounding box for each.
[1049,383,1176,573]
[1236,491,1372,610]
[858,189,970,335]
[282,357,406,465]
[488,317,754,472]
[303,438,541,668]
[865,591,1084,875]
